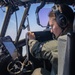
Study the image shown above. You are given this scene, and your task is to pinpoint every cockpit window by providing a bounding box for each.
[5,7,24,41]
[0,4,74,41]
[0,7,5,32]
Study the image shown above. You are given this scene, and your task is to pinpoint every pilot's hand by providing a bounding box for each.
[27,31,35,39]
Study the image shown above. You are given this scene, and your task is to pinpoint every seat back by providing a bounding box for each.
[58,32,75,75]
[66,32,75,75]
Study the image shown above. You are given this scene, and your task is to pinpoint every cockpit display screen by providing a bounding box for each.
[3,41,16,56]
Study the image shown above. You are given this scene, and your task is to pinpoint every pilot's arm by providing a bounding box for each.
[28,31,58,74]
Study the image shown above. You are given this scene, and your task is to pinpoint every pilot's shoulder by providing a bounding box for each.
[58,35,67,41]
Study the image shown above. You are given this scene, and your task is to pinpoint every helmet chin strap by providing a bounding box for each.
[52,24,69,39]
[52,29,64,40]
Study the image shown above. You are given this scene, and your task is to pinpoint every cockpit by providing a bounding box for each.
[0,0,75,75]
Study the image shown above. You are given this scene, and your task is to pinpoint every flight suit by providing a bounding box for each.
[28,26,72,75]
[28,39,58,75]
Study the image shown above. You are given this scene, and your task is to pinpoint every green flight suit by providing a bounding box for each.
[28,39,58,75]
[28,27,72,75]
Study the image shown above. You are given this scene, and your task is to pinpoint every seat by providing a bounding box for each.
[58,32,75,75]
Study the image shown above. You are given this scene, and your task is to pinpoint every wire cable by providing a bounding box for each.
[15,11,18,36]
[15,11,19,57]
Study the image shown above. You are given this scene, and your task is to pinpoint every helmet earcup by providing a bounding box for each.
[56,13,68,29]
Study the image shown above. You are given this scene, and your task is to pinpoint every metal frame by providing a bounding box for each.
[15,3,31,44]
[0,6,13,37]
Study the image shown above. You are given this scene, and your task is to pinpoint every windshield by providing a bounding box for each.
[0,4,45,41]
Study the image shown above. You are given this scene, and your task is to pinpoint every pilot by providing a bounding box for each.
[27,4,74,75]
